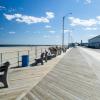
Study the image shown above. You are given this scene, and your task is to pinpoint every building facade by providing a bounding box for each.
[88,35,100,48]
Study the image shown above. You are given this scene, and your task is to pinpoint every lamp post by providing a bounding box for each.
[62,13,72,49]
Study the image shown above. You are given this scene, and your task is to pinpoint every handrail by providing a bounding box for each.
[0,45,52,68]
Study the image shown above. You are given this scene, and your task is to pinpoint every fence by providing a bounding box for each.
[0,46,51,68]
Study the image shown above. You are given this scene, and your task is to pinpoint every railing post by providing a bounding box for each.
[31,46,33,51]
[35,46,37,58]
[28,50,30,56]
[28,50,30,65]
[18,51,20,67]
[0,53,2,66]
[41,48,42,53]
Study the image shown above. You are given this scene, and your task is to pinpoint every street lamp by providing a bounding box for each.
[62,12,72,49]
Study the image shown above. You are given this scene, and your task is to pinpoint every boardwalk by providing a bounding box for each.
[1,47,100,100]
[21,47,100,100]
[0,52,65,100]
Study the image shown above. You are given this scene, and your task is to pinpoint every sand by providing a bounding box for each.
[0,46,50,68]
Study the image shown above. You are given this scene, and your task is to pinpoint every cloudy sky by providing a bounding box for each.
[0,0,100,45]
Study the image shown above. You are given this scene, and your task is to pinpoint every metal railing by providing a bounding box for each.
[0,46,50,68]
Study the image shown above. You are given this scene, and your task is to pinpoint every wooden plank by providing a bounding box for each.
[21,48,100,100]
[0,53,65,100]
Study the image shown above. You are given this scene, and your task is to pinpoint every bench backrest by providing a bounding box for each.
[0,62,10,76]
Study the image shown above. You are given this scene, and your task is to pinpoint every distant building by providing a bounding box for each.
[88,35,100,48]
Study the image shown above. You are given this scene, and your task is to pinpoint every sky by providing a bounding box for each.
[0,0,100,45]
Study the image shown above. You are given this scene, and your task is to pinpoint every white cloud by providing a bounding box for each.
[76,0,92,4]
[64,29,71,33]
[9,31,16,34]
[69,16,100,29]
[69,17,97,27]
[96,16,100,23]
[45,25,51,28]
[85,0,92,4]
[46,12,55,19]
[85,27,97,31]
[96,16,100,20]
[4,14,16,20]
[49,30,55,34]
[4,12,55,24]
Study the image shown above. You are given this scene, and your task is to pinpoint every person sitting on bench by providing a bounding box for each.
[44,50,48,62]
[0,61,10,88]
[34,53,44,66]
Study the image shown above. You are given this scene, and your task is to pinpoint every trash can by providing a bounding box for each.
[22,55,29,67]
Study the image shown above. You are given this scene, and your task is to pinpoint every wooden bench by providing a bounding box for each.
[0,62,10,88]
[34,58,44,65]
[31,53,46,66]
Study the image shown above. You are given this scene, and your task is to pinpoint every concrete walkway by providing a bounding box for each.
[21,47,100,100]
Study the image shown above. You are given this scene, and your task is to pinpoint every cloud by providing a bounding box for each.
[96,16,100,23]
[4,12,55,24]
[9,31,16,34]
[85,27,97,31]
[64,29,72,33]
[45,25,51,28]
[69,17,97,27]
[76,0,92,4]
[49,30,55,34]
[4,14,16,20]
[69,16,100,29]
[85,0,92,4]
[46,12,55,19]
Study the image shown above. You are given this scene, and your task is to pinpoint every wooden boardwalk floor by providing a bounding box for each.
[0,53,65,100]
[21,48,100,100]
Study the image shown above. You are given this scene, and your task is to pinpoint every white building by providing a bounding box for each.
[88,35,100,48]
